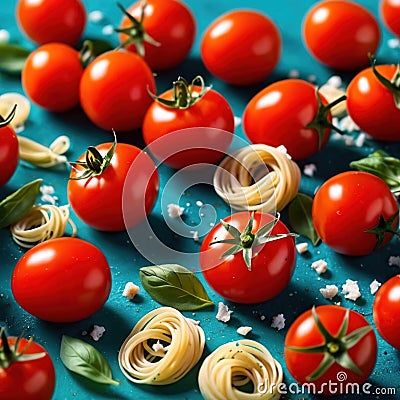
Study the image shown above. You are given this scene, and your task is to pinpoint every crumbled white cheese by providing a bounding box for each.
[388,38,400,49]
[260,315,266,321]
[311,259,328,275]
[195,200,204,207]
[370,279,382,295]
[0,29,10,44]
[190,230,199,242]
[288,69,300,78]
[216,302,233,323]
[388,255,400,267]
[354,133,366,148]
[102,25,114,35]
[320,284,339,300]
[296,242,309,254]
[89,325,105,341]
[88,10,104,23]
[344,135,355,146]
[122,282,140,300]
[167,203,184,218]
[341,279,361,301]
[303,163,317,177]
[237,326,252,336]
[152,340,166,353]
[271,314,285,330]
[40,185,55,195]
[326,75,342,88]
[234,116,242,128]
[339,115,360,132]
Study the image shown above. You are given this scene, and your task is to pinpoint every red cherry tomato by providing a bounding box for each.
[243,79,333,160]
[312,171,399,256]
[201,10,281,85]
[303,0,380,71]
[79,50,156,131]
[142,77,234,169]
[16,0,86,46]
[0,330,56,400]
[373,274,400,349]
[346,63,400,141]
[285,305,377,395]
[200,212,296,304]
[22,43,83,112]
[118,0,196,70]
[11,237,112,323]
[380,0,400,37]
[68,141,159,231]
[0,110,18,187]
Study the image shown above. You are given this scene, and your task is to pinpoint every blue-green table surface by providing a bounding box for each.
[1,0,400,399]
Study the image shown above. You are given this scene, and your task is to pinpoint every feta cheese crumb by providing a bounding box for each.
[0,29,10,44]
[195,200,204,207]
[311,259,328,275]
[89,325,105,341]
[216,302,233,323]
[370,279,382,295]
[388,255,400,267]
[388,38,400,49]
[237,326,252,336]
[88,10,104,23]
[303,163,317,177]
[339,115,360,132]
[320,284,339,300]
[152,340,166,353]
[260,315,266,321]
[167,203,184,218]
[341,279,361,301]
[326,75,342,88]
[190,230,199,242]
[122,282,140,300]
[296,242,309,254]
[354,133,366,147]
[102,24,114,35]
[234,116,242,128]
[271,314,285,330]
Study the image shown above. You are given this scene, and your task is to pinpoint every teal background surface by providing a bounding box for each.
[1,0,400,399]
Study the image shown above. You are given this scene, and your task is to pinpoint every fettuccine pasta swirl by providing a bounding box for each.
[118,307,205,385]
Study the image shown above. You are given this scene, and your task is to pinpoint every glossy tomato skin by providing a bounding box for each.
[16,0,86,46]
[303,0,380,71]
[0,336,55,400]
[201,10,281,85]
[11,238,111,323]
[68,142,159,231]
[143,87,234,169]
[284,305,377,395]
[22,43,83,112]
[312,171,399,256]
[380,0,400,37]
[373,275,400,349]
[347,64,400,141]
[119,0,195,70]
[200,212,296,304]
[80,50,156,131]
[243,79,330,160]
[0,124,18,187]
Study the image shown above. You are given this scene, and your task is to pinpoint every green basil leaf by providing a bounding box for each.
[140,264,214,311]
[0,43,30,75]
[288,193,321,246]
[350,150,400,193]
[60,335,120,386]
[0,179,42,229]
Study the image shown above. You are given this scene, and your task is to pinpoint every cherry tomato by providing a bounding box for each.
[346,63,400,141]
[16,0,86,46]
[0,110,18,187]
[373,275,400,349]
[312,171,399,256]
[68,141,159,231]
[11,237,111,323]
[22,43,83,112]
[142,76,234,169]
[0,329,56,400]
[380,0,400,37]
[118,0,196,70]
[303,0,380,71]
[200,212,296,304]
[243,79,334,160]
[284,305,377,395]
[79,50,156,131]
[201,10,281,85]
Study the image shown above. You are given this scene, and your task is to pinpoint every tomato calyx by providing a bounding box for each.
[286,306,372,381]
[369,54,400,109]
[0,104,17,128]
[115,1,160,57]
[305,90,346,149]
[69,131,116,180]
[0,327,45,369]
[365,211,400,249]
[209,212,296,271]
[149,76,211,110]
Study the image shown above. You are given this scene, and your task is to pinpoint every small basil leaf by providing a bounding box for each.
[0,179,42,229]
[0,44,30,75]
[140,264,214,311]
[60,335,120,386]
[288,193,321,246]
[350,150,400,193]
